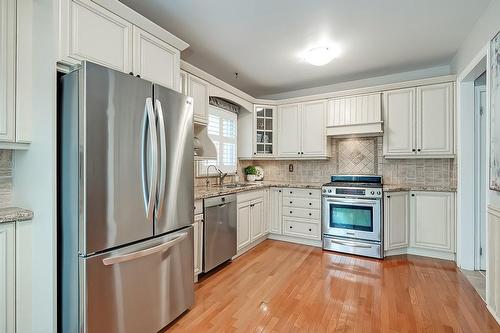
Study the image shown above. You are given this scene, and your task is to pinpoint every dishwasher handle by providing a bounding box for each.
[204,193,237,208]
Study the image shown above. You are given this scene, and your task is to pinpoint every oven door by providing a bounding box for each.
[322,196,381,242]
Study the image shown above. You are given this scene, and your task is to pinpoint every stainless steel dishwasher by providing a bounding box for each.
[203,194,237,272]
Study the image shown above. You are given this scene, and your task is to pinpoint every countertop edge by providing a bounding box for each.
[0,207,34,224]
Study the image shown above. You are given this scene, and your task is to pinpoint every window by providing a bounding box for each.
[198,106,237,175]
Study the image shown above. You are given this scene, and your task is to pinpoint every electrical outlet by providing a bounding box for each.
[289,164,294,172]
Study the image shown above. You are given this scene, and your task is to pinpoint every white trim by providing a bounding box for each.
[267,233,322,248]
[385,247,456,261]
[181,60,457,107]
[487,305,500,326]
[456,43,489,270]
[91,0,189,51]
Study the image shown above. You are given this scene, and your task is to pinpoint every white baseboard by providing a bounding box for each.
[487,305,500,326]
[268,233,322,248]
[385,247,456,261]
[233,234,268,259]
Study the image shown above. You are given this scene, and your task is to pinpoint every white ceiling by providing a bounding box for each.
[119,0,490,97]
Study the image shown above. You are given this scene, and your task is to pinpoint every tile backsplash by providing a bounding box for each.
[239,137,456,188]
[0,150,12,207]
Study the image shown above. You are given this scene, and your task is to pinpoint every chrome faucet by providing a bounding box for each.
[205,165,228,187]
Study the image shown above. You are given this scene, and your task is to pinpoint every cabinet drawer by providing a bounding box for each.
[283,218,320,240]
[283,197,320,209]
[237,189,264,204]
[282,188,321,199]
[282,207,320,220]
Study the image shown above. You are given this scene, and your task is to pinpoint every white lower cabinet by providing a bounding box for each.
[0,223,15,333]
[269,188,283,234]
[384,192,409,250]
[192,214,203,278]
[237,190,266,252]
[384,191,455,259]
[411,191,455,252]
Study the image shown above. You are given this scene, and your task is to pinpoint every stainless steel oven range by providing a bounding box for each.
[322,175,383,259]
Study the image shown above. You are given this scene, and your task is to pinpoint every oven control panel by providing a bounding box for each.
[322,186,382,198]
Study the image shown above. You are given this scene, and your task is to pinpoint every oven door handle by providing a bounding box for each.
[324,197,380,206]
[329,239,374,249]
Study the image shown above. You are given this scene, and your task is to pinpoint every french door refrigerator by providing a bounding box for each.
[58,61,194,333]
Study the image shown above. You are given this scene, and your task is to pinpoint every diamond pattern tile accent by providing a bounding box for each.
[337,138,376,175]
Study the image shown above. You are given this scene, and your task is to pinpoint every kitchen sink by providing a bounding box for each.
[222,183,255,189]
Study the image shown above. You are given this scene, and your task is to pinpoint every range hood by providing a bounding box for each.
[194,123,217,160]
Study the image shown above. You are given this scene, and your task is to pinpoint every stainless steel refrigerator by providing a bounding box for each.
[58,61,194,333]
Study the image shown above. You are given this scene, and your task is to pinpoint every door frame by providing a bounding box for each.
[474,84,487,270]
[456,43,489,270]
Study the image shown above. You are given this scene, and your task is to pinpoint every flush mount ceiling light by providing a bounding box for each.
[303,46,339,66]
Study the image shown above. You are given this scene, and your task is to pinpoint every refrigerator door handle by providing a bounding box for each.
[155,99,167,219]
[141,97,158,223]
[102,232,188,265]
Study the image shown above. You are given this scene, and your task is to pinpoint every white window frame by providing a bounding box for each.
[197,106,238,176]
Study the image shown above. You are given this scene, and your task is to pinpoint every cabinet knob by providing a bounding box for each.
[309,192,312,195]
[387,195,391,198]
[290,211,293,214]
[301,152,304,155]
[412,149,416,152]
[309,213,312,216]
[309,228,312,232]
[298,152,300,154]
[289,201,292,204]
[289,226,292,229]
[136,74,141,78]
[411,194,415,197]
[129,72,134,75]
[309,202,312,205]
[417,149,421,152]
[254,152,256,155]
[278,190,281,193]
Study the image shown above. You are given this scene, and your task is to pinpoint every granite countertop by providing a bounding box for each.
[383,185,457,192]
[195,181,323,200]
[0,207,34,224]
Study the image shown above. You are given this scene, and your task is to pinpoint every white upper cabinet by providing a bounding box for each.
[187,75,209,125]
[301,100,327,156]
[277,101,329,159]
[133,27,180,90]
[383,88,415,156]
[254,105,277,157]
[0,0,16,143]
[326,93,382,136]
[59,0,187,89]
[416,83,454,156]
[277,104,301,158]
[61,0,133,72]
[383,82,454,158]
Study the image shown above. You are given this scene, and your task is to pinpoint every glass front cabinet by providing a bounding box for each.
[254,105,277,157]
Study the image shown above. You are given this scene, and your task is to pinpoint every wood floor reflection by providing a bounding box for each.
[167,240,500,332]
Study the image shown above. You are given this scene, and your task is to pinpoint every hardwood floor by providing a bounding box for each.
[167,240,500,332]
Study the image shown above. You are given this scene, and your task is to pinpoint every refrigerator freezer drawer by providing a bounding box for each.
[81,227,194,333]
